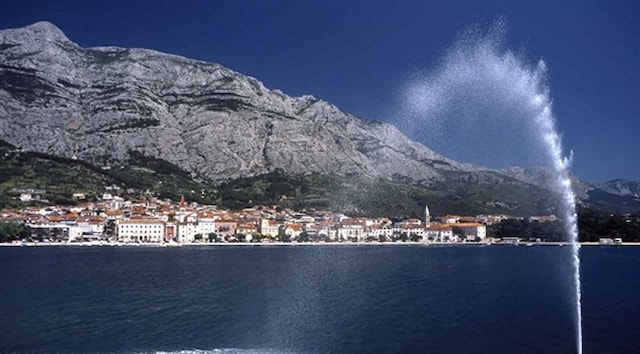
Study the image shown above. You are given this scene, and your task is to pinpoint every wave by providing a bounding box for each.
[143,349,298,354]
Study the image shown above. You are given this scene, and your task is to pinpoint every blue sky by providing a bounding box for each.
[1,0,638,182]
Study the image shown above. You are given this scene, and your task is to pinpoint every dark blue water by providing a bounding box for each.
[0,246,638,354]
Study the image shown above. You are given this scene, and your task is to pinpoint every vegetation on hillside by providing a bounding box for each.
[1,143,635,229]
[577,209,640,242]
[1,144,638,240]
[0,146,215,208]
[488,210,640,242]
[215,169,558,218]
[0,143,559,217]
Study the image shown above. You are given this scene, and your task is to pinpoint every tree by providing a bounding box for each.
[277,229,290,242]
[207,232,216,243]
[0,222,29,242]
[452,227,465,237]
[194,233,203,242]
[497,219,525,238]
[298,231,310,242]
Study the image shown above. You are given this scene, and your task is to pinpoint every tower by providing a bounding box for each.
[425,206,431,227]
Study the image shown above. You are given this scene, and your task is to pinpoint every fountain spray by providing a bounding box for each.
[403,21,582,353]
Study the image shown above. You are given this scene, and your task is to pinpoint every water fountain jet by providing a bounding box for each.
[402,22,583,353]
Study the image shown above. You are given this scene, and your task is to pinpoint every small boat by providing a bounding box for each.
[163,241,182,247]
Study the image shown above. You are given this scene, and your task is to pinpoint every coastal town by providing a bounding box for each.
[1,186,584,246]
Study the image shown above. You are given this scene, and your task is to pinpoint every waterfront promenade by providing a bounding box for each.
[2,240,638,247]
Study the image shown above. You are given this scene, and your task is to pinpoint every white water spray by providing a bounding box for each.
[403,22,582,353]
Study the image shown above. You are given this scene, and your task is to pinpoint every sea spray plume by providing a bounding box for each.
[402,21,582,353]
[402,22,553,169]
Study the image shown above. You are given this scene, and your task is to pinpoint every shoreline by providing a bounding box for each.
[1,241,639,247]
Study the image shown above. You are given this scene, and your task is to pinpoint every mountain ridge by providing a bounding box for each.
[1,22,638,213]
[0,21,478,185]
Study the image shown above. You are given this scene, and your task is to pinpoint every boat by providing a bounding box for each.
[163,241,182,247]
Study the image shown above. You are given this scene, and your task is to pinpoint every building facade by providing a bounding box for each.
[117,219,165,243]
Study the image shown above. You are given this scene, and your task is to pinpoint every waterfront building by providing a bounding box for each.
[336,220,365,241]
[198,216,216,237]
[424,223,454,242]
[117,219,165,243]
[216,220,237,239]
[454,222,487,240]
[165,222,176,242]
[501,237,521,245]
[236,223,258,236]
[259,218,280,238]
[283,223,303,239]
[176,222,199,243]
[398,224,424,239]
[368,224,393,241]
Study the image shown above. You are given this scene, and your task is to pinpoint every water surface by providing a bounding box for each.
[0,246,637,353]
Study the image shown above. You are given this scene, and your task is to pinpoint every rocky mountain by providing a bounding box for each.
[500,166,592,199]
[501,167,640,212]
[0,22,637,214]
[0,21,479,185]
[597,180,640,198]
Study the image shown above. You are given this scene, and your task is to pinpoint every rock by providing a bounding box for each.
[0,21,468,183]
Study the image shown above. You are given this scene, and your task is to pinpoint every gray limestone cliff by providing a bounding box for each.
[0,21,473,184]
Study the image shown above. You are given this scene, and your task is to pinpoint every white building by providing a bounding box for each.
[283,223,303,239]
[336,221,365,241]
[398,224,424,239]
[425,224,455,242]
[176,222,199,243]
[198,217,216,237]
[455,223,487,240]
[118,219,165,243]
[368,224,393,241]
[259,218,281,237]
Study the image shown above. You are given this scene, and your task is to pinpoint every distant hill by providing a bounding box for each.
[501,167,640,212]
[597,179,640,198]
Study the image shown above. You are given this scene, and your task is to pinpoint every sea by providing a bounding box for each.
[0,245,638,354]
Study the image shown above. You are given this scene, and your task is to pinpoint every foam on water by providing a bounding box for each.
[402,20,582,353]
[148,349,296,354]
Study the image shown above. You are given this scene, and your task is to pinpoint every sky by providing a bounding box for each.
[1,0,638,183]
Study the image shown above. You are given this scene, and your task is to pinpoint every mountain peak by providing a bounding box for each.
[25,21,69,40]
[0,21,70,44]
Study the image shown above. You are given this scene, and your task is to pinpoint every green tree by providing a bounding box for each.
[277,229,290,242]
[207,232,216,243]
[452,227,465,237]
[0,222,29,242]
[194,233,203,242]
[298,231,310,243]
